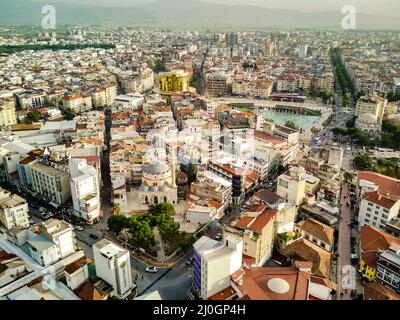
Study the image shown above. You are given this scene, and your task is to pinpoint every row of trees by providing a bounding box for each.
[23,108,76,124]
[386,91,400,102]
[107,203,180,249]
[308,86,336,104]
[330,48,355,107]
[333,119,400,150]
[353,154,400,179]
[0,44,115,54]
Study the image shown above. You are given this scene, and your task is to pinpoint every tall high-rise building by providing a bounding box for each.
[93,239,134,299]
[192,235,242,300]
[69,158,100,225]
[265,41,274,56]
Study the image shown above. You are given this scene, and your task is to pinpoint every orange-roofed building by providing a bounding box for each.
[227,261,334,300]
[224,208,277,267]
[359,226,400,281]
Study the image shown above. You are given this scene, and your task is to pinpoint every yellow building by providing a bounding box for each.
[359,226,400,282]
[224,207,276,267]
[355,93,387,124]
[91,88,107,107]
[158,70,190,95]
[359,256,376,281]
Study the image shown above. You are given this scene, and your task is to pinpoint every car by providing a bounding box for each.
[39,207,47,213]
[89,233,99,240]
[41,212,53,220]
[145,266,159,273]
[186,257,194,265]
[214,233,222,240]
[74,225,84,231]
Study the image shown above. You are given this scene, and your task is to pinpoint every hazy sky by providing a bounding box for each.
[32,0,400,17]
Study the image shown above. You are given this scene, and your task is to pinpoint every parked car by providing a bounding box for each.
[39,207,47,213]
[89,233,99,240]
[214,233,222,240]
[74,225,84,231]
[145,266,158,273]
[186,257,193,265]
[41,212,53,220]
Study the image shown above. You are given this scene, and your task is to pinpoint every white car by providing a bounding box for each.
[74,225,84,231]
[145,266,158,273]
[41,212,53,220]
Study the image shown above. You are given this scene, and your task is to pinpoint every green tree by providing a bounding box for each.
[43,96,54,108]
[113,203,121,215]
[354,154,375,171]
[63,108,76,120]
[311,127,320,135]
[153,59,167,73]
[147,203,180,239]
[147,203,175,219]
[129,216,154,247]
[284,120,298,130]
[188,163,198,185]
[343,171,354,183]
[24,111,41,124]
[107,215,129,236]
[180,236,195,252]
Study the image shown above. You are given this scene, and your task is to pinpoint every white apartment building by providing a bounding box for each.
[17,92,45,109]
[0,190,29,230]
[69,158,100,225]
[63,94,93,113]
[192,235,242,300]
[93,239,134,299]
[29,162,71,205]
[27,219,77,266]
[358,190,400,231]
[113,94,144,112]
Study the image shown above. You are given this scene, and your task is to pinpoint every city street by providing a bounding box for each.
[337,182,352,300]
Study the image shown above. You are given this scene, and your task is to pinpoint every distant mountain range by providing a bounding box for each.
[1,0,400,30]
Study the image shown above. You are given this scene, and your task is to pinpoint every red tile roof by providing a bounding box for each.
[234,216,254,229]
[362,190,396,209]
[241,266,310,300]
[358,171,400,198]
[254,130,285,146]
[248,209,276,232]
[360,226,400,252]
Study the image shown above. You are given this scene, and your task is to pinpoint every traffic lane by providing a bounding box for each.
[74,227,103,246]
[148,257,193,300]
[131,258,170,295]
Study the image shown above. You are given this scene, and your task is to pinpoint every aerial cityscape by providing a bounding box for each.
[0,0,400,304]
